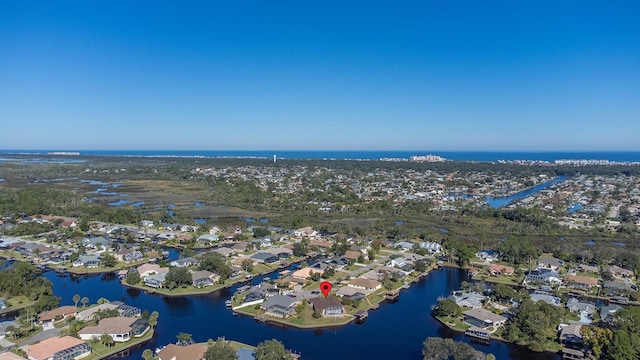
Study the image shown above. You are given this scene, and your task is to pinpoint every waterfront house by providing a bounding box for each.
[79,316,148,342]
[260,295,300,318]
[600,304,622,323]
[38,306,77,325]
[566,298,595,324]
[191,270,219,288]
[450,292,486,309]
[137,264,168,278]
[309,296,346,317]
[26,336,91,360]
[72,255,100,268]
[347,278,382,293]
[603,280,637,294]
[559,323,583,348]
[291,267,317,284]
[170,257,197,268]
[489,265,514,276]
[144,272,168,288]
[462,308,507,328]
[157,344,207,360]
[212,247,235,257]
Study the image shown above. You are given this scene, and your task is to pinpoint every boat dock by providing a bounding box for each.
[465,326,490,340]
[385,290,400,302]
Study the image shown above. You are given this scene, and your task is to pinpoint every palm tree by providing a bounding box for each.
[142,349,154,360]
[73,294,81,308]
[176,332,194,346]
[81,297,89,308]
[148,311,159,329]
[101,334,115,348]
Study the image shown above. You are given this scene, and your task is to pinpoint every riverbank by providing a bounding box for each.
[433,312,562,355]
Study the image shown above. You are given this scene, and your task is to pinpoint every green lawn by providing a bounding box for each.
[83,329,154,360]
[1,295,34,314]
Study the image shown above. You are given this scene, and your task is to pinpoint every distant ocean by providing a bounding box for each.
[2,150,640,163]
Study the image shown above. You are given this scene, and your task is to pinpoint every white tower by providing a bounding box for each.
[273,155,277,163]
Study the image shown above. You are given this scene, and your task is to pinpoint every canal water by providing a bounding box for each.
[41,268,559,360]
[485,176,567,208]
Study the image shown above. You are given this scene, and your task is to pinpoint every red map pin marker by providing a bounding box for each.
[320,281,332,298]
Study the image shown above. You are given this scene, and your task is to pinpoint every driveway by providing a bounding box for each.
[17,327,63,347]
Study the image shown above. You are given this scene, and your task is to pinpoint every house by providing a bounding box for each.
[308,296,346,317]
[347,278,382,293]
[260,295,300,318]
[291,267,317,283]
[79,316,149,342]
[145,272,168,288]
[605,265,634,279]
[395,241,414,251]
[537,256,565,271]
[137,264,168,278]
[489,265,514,276]
[197,234,219,243]
[157,344,207,360]
[450,292,485,309]
[140,220,154,228]
[116,249,144,263]
[603,280,637,294]
[61,220,77,228]
[212,247,235,257]
[559,324,583,347]
[530,291,561,306]
[578,264,599,273]
[82,236,113,250]
[387,258,407,268]
[600,304,622,323]
[294,226,316,238]
[191,270,219,288]
[566,298,595,324]
[525,268,561,284]
[38,306,77,325]
[463,308,507,328]
[26,336,91,360]
[565,275,599,290]
[250,252,279,264]
[335,286,367,301]
[76,303,120,321]
[72,255,100,268]
[343,250,362,261]
[420,241,442,254]
[170,257,197,268]
[475,250,498,261]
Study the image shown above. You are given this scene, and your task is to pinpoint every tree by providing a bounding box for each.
[493,284,519,302]
[100,254,117,268]
[79,218,90,232]
[126,271,141,285]
[253,227,271,238]
[97,297,109,304]
[422,337,485,360]
[165,267,192,287]
[73,294,80,308]
[433,299,461,317]
[204,338,238,360]
[414,261,427,273]
[101,334,115,348]
[241,259,254,273]
[255,339,293,360]
[142,349,154,360]
[148,311,159,329]
[177,332,194,346]
[581,326,613,359]
[81,297,89,308]
[357,254,365,263]
[292,242,309,257]
[368,249,375,261]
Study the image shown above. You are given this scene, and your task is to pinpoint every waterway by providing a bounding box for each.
[40,268,559,360]
[484,176,567,208]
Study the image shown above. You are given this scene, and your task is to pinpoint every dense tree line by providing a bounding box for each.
[501,299,565,351]
[422,337,488,360]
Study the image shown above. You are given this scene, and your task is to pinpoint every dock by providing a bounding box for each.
[465,326,490,340]
[354,310,368,323]
[385,290,400,302]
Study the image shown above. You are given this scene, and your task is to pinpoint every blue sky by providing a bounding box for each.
[1,1,639,151]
